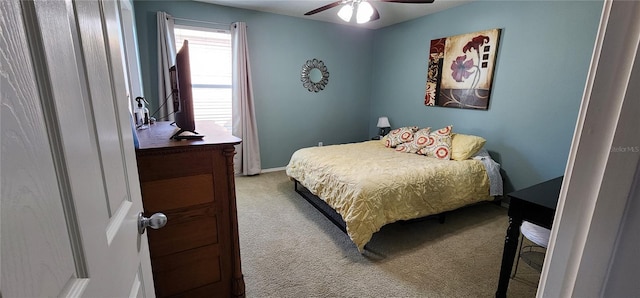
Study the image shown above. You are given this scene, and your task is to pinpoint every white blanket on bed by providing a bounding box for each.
[473,148,503,196]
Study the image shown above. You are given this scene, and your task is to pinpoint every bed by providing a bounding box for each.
[286,130,503,252]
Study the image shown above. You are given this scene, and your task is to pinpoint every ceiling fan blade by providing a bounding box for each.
[304,1,343,16]
[378,0,435,3]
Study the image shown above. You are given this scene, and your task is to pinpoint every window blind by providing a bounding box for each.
[174,25,232,131]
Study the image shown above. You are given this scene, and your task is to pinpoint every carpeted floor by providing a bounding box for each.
[235,171,541,297]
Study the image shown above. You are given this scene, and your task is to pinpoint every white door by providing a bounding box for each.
[1,0,156,297]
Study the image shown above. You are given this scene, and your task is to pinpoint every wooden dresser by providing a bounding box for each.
[135,121,244,297]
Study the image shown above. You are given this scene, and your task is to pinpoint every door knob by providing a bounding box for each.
[138,212,167,234]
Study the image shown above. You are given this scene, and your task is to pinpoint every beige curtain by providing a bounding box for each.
[231,22,261,175]
[156,11,176,120]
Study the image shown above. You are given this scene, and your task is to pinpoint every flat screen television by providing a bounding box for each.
[170,40,203,140]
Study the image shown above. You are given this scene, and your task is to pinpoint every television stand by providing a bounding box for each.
[170,129,204,140]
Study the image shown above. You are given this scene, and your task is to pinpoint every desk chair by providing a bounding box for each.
[511,221,551,278]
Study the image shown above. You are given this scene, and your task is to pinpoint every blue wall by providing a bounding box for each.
[369,1,602,191]
[133,1,374,169]
[133,0,602,191]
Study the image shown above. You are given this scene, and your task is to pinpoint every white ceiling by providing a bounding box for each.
[195,0,474,30]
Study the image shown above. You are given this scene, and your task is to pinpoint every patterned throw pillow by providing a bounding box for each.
[385,126,419,148]
[396,127,431,153]
[417,125,453,160]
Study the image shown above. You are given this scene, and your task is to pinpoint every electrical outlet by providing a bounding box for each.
[318,142,323,147]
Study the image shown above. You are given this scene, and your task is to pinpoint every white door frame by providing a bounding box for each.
[118,0,145,112]
[539,0,640,296]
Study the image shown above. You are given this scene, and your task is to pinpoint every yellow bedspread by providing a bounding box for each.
[285,140,491,251]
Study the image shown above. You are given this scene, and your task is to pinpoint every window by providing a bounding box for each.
[174,25,232,131]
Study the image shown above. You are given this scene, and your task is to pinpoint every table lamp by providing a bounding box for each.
[377,116,391,137]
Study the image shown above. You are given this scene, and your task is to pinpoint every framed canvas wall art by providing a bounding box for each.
[425,28,502,110]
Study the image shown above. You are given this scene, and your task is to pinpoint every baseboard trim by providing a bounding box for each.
[261,167,286,173]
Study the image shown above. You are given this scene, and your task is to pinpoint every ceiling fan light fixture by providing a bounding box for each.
[337,4,353,22]
[356,1,374,24]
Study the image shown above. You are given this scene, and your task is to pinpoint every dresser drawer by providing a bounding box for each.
[147,206,219,258]
[151,244,224,297]
[141,174,214,212]
[136,149,214,182]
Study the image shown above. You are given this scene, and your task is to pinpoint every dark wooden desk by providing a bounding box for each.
[496,176,563,298]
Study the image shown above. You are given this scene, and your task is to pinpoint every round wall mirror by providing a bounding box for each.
[301,58,329,92]
[309,68,323,83]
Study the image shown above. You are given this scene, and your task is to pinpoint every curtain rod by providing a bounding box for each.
[169,16,231,27]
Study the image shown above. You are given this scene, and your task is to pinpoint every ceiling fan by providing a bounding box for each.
[304,0,435,24]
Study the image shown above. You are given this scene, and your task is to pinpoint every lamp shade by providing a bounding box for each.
[356,1,374,24]
[337,4,353,22]
[377,116,390,128]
